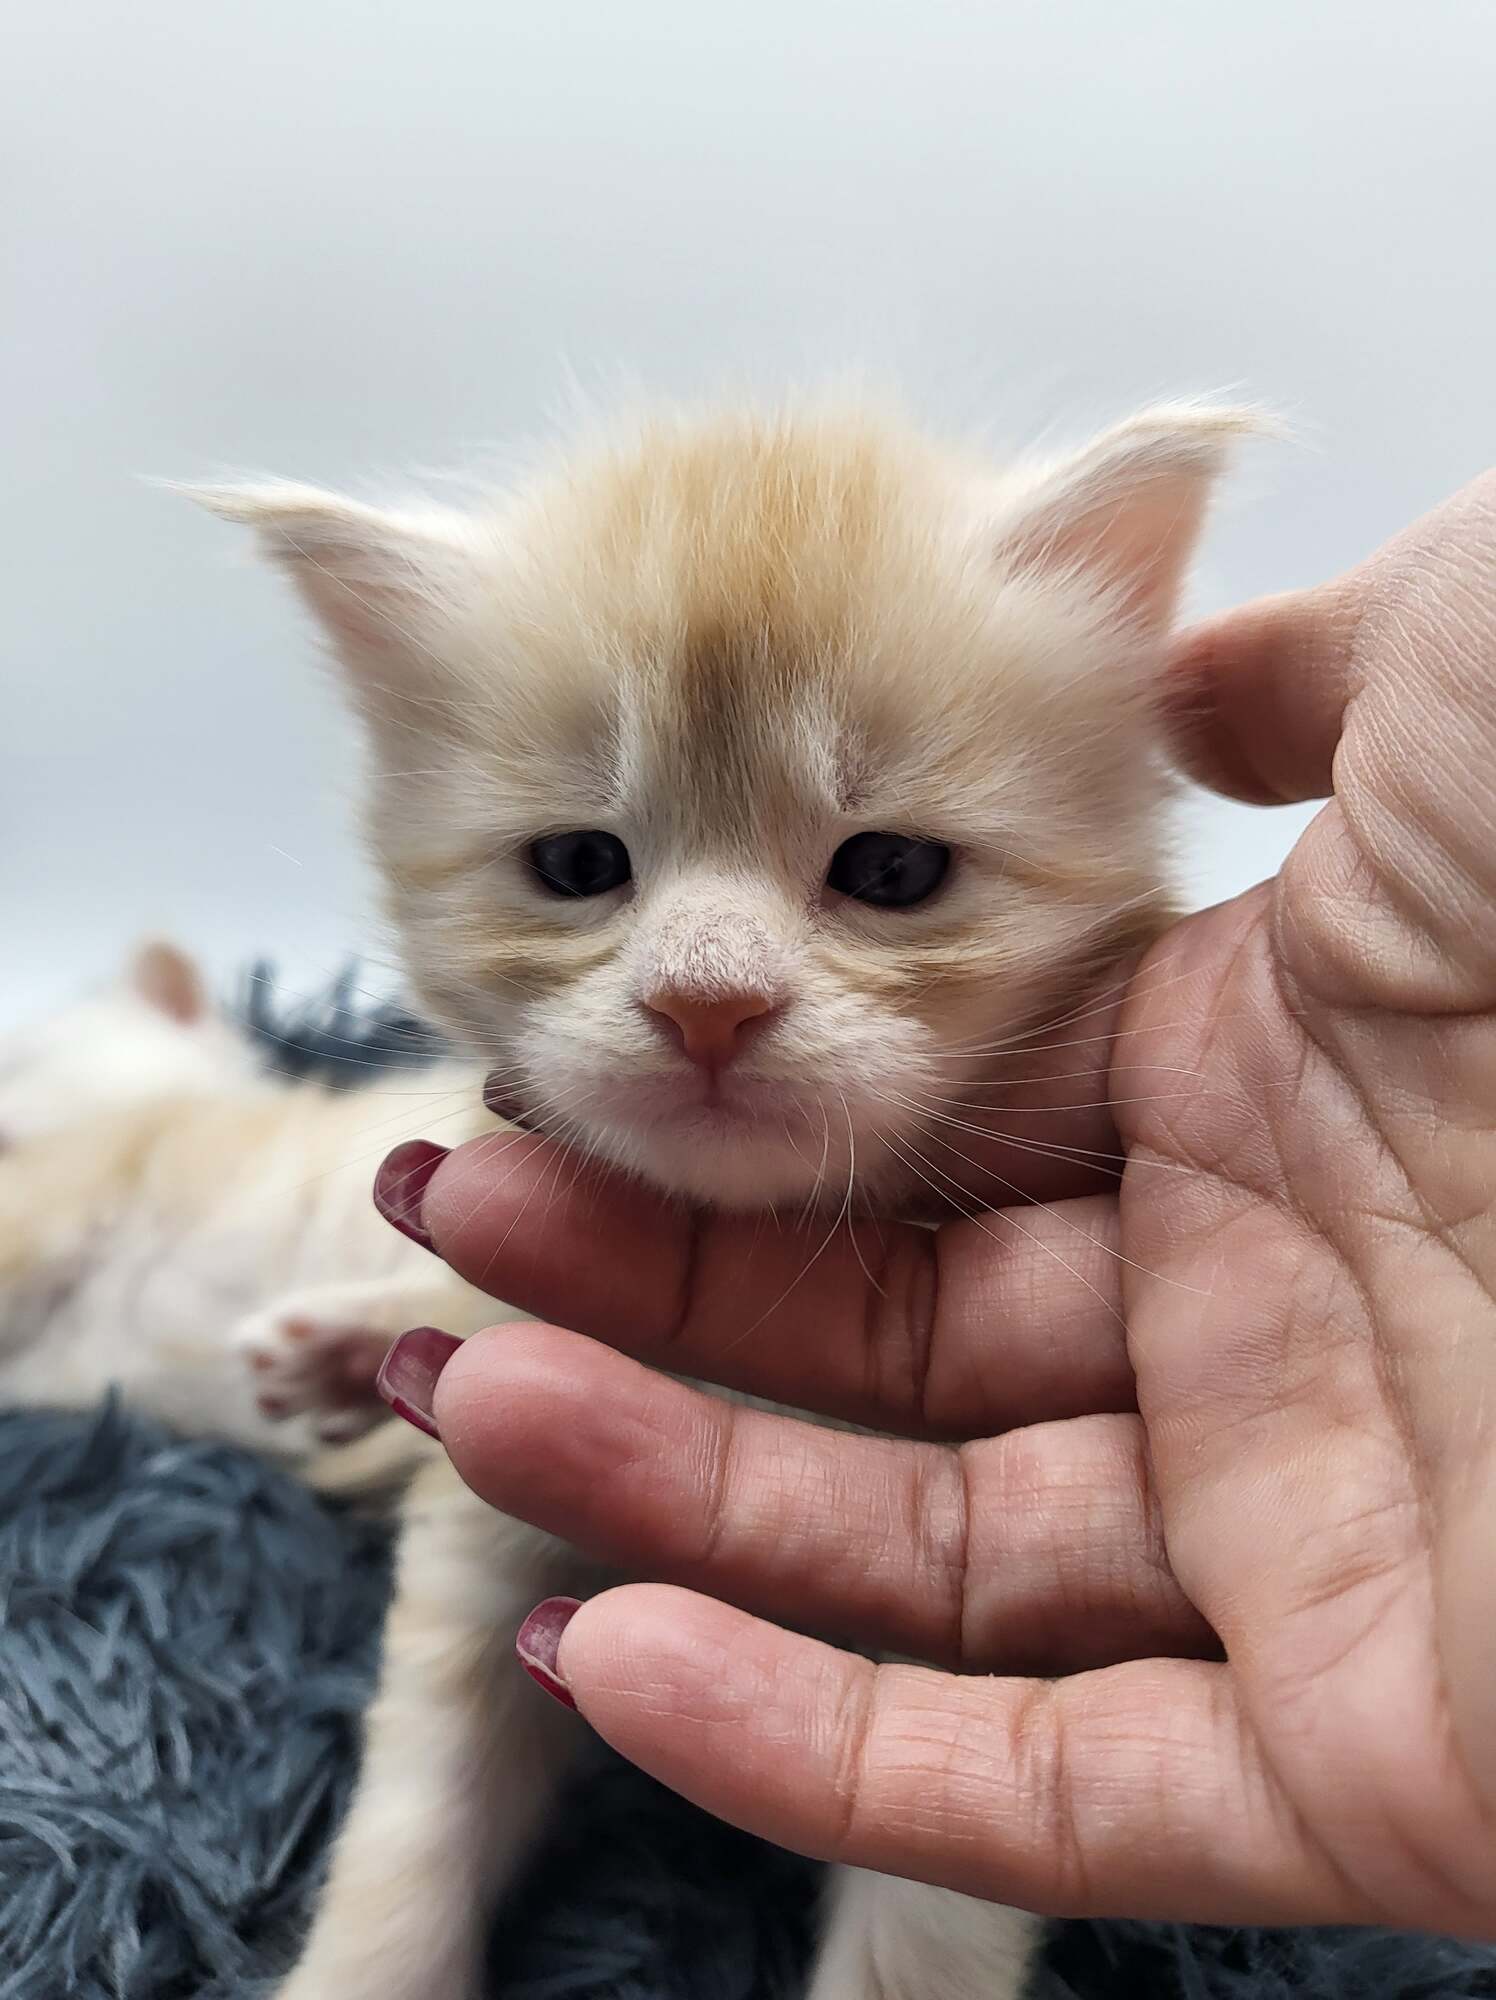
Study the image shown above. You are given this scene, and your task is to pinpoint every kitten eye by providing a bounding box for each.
[528,830,632,898]
[827,832,951,908]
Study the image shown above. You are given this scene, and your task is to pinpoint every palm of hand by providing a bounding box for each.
[1116,501,1496,1928]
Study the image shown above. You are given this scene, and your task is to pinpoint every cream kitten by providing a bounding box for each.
[197,395,1252,2000]
[0,943,488,1469]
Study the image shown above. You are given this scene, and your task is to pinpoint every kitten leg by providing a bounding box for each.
[0,1141,105,1381]
[232,1273,493,1442]
[806,1867,1042,2000]
[0,1140,90,1297]
[273,1458,595,2000]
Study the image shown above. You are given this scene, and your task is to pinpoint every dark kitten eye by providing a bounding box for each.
[528,830,631,898]
[827,832,951,908]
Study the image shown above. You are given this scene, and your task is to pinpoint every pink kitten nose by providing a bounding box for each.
[645,989,775,1070]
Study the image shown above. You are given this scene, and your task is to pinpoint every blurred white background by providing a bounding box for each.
[4,2,1494,1032]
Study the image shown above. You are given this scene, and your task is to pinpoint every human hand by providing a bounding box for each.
[377,470,1496,1933]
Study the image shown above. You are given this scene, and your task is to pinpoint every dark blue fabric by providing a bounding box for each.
[0,1401,389,1999]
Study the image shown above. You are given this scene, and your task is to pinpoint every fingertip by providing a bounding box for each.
[430,1318,595,1456]
[420,1127,559,1257]
[1163,585,1358,806]
[557,1583,746,1708]
[551,1585,735,1741]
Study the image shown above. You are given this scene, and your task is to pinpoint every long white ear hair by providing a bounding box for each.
[995,404,1268,633]
[186,482,483,722]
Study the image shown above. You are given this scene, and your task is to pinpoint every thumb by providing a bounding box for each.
[1162,580,1365,806]
[1164,468,1496,806]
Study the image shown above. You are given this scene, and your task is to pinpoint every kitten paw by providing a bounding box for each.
[232,1305,394,1443]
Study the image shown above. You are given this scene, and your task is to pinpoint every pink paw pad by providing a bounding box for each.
[234,1312,396,1442]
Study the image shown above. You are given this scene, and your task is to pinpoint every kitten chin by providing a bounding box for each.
[577,1112,908,1214]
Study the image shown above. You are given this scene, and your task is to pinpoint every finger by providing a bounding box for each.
[436,1325,1211,1671]
[550,1588,1361,1926]
[420,1133,1132,1436]
[1163,582,1365,804]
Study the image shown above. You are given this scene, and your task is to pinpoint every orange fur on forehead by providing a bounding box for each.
[523,405,971,663]
[506,409,1077,831]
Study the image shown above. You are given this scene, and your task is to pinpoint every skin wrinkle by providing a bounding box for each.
[663,1205,707,1357]
[1121,1414,1181,1603]
[1209,1680,1376,1928]
[1265,1063,1489,1850]
[1263,1496,1422,1639]
[1017,1680,1091,1912]
[911,1442,970,1669]
[825,1648,881,1864]
[1291,555,1496,1012]
[1139,930,1322,1245]
[1334,753,1496,981]
[695,1397,744,1575]
[1272,960,1496,1451]
[978,1417,1207,1666]
[1258,1551,1493,1929]
[1122,939,1398,1423]
[870,1223,936,1431]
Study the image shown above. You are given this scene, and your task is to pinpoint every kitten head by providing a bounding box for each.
[199,401,1253,1209]
[0,943,254,1147]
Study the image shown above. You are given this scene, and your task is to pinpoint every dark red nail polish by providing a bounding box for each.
[516,1597,582,1710]
[376,1326,462,1435]
[373,1139,450,1250]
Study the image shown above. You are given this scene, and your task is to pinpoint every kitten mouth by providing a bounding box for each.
[484,1065,799,1141]
[670,1090,792,1133]
[665,1067,801,1122]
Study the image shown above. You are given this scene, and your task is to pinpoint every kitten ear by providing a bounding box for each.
[130,940,207,1025]
[996,405,1265,631]
[185,481,479,675]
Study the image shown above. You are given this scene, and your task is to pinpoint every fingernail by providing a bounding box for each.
[373,1139,450,1250]
[482,1071,529,1125]
[516,1596,582,1710]
[376,1326,462,1437]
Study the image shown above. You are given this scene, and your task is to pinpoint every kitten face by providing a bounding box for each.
[203,401,1253,1209]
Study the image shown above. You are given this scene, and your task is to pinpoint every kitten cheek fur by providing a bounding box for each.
[196,395,1257,1209]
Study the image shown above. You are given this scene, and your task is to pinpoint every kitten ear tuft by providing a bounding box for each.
[180,480,478,669]
[997,404,1274,632]
[130,940,208,1026]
